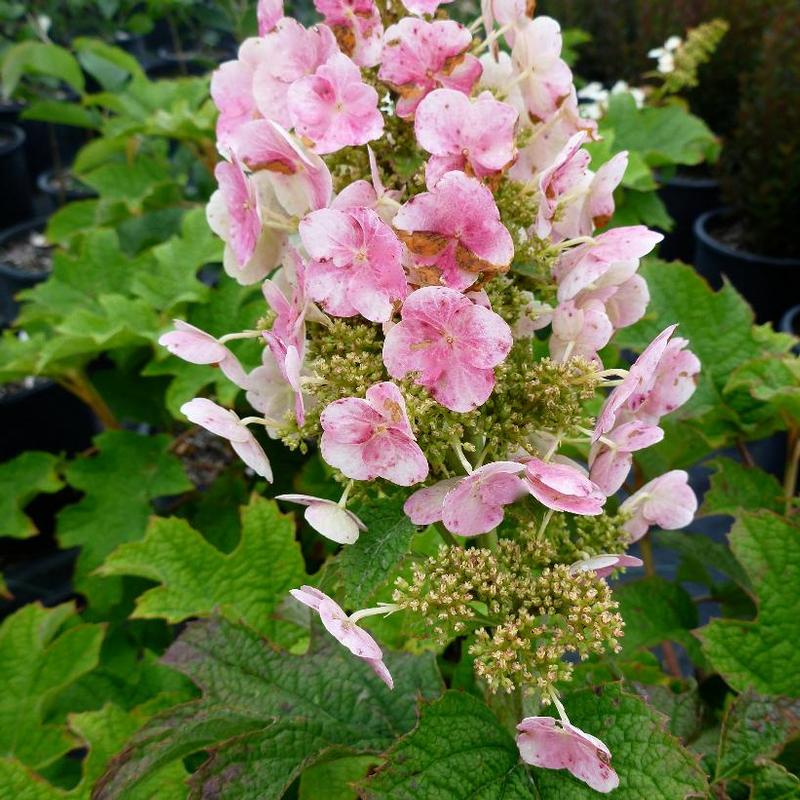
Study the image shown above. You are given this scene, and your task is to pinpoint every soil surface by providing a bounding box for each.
[0,376,48,401]
[707,213,750,253]
[173,427,235,488]
[0,230,53,275]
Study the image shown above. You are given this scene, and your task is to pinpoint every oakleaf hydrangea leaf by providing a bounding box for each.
[700,458,784,517]
[94,615,442,800]
[57,430,192,612]
[299,756,380,800]
[0,602,103,771]
[715,690,800,782]
[616,260,793,448]
[699,512,800,696]
[339,494,418,606]
[0,451,63,539]
[99,496,306,643]
[361,691,537,800]
[535,684,708,798]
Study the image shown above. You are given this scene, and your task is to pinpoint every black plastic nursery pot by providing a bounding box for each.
[37,167,97,209]
[657,170,720,263]
[780,305,800,337]
[0,216,52,326]
[16,116,88,189]
[694,209,800,324]
[0,124,34,228]
[0,378,100,462]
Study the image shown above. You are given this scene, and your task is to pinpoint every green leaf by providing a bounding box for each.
[339,494,418,606]
[21,100,99,129]
[724,356,800,430]
[655,530,751,592]
[749,762,800,799]
[699,512,800,696]
[57,430,191,612]
[700,458,784,517]
[611,188,674,230]
[93,615,442,800]
[46,200,100,246]
[100,496,306,643]
[73,38,145,91]
[80,157,172,208]
[0,602,104,771]
[534,684,708,798]
[615,576,703,664]
[0,452,63,539]
[2,42,85,97]
[602,93,718,167]
[715,690,800,782]
[299,756,380,800]
[616,260,793,448]
[361,691,536,799]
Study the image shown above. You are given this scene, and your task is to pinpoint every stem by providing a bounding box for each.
[60,371,120,430]
[471,22,512,54]
[338,480,353,508]
[476,529,498,550]
[349,603,399,624]
[735,439,755,468]
[547,688,570,725]
[218,330,263,343]
[452,440,474,474]
[784,428,799,514]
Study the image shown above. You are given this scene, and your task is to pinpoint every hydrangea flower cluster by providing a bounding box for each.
[161,0,701,791]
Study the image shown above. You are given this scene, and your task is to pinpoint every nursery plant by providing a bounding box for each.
[0,2,798,800]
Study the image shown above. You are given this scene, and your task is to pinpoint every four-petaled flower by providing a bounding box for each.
[620,470,697,541]
[181,398,273,481]
[300,205,407,322]
[525,457,606,515]
[383,286,513,413]
[288,53,384,154]
[320,381,429,486]
[517,715,619,793]
[404,461,529,536]
[393,171,514,291]
[290,586,393,688]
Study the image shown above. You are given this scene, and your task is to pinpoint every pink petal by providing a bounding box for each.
[525,458,606,515]
[365,381,415,438]
[361,430,429,486]
[181,398,249,443]
[159,321,229,365]
[404,478,461,525]
[569,554,643,579]
[304,502,362,544]
[290,584,328,611]
[215,160,261,267]
[257,0,283,33]
[231,434,274,481]
[365,657,394,689]
[318,597,383,658]
[321,397,382,443]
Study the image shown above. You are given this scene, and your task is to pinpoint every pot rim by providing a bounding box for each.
[695,208,800,268]
[0,377,55,405]
[0,215,52,278]
[779,304,800,336]
[0,123,26,157]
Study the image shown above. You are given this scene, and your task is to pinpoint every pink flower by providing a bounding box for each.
[262,248,313,352]
[534,132,590,239]
[511,17,573,123]
[276,494,366,544]
[383,286,513,413]
[524,458,605,515]
[379,18,481,118]
[206,173,288,285]
[288,53,384,155]
[233,119,332,215]
[404,461,528,537]
[243,346,303,438]
[549,298,613,363]
[556,152,629,240]
[211,57,258,151]
[554,227,663,305]
[517,716,619,793]
[593,324,677,441]
[393,171,514,291]
[620,470,697,541]
[299,206,407,322]
[251,19,339,129]
[290,586,393,688]
[401,0,453,14]
[262,332,306,427]
[481,0,532,49]
[569,553,643,579]
[414,89,518,187]
[333,145,402,223]
[181,398,272,481]
[258,0,283,34]
[633,337,700,423]
[215,159,261,268]
[320,382,428,486]
[588,420,664,495]
[159,321,246,387]
[314,0,383,67]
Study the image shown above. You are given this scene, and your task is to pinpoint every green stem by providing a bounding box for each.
[435,523,458,548]
[476,529,498,550]
[60,371,120,430]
